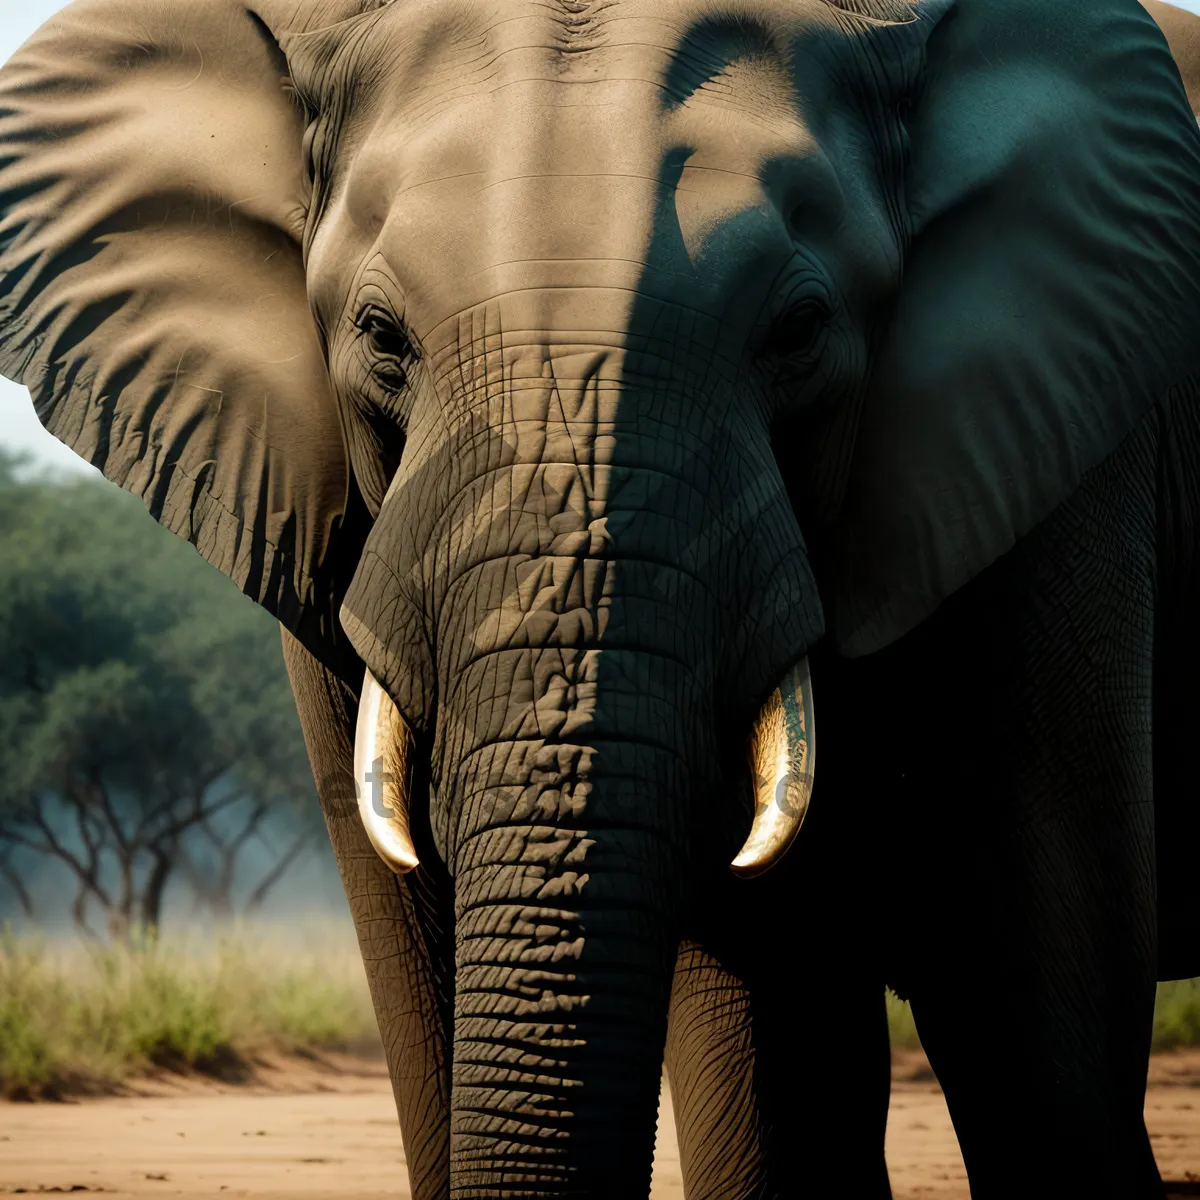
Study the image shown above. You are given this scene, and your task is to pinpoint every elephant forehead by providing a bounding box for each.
[319,0,859,87]
[299,0,919,345]
[320,98,821,340]
[314,0,888,225]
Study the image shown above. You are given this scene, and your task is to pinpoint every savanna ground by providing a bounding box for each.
[4,927,1200,1199]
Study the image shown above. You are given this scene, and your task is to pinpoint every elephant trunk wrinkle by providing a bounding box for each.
[448,806,679,1197]
[440,655,687,1196]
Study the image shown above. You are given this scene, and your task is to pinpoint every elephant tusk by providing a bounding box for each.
[354,669,420,875]
[730,657,814,879]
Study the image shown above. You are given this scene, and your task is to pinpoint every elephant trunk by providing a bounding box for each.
[433,628,693,1195]
[447,745,683,1193]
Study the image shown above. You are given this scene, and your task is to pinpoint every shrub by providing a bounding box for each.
[0,924,378,1098]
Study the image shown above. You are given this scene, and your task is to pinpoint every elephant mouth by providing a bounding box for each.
[352,658,815,880]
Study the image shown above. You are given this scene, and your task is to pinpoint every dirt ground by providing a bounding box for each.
[4,1052,1200,1198]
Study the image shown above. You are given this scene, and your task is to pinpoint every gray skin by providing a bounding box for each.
[3,0,1200,1196]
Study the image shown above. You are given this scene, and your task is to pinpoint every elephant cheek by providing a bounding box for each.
[715,497,824,728]
[340,539,436,738]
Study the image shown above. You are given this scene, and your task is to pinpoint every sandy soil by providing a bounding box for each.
[4,1052,1200,1198]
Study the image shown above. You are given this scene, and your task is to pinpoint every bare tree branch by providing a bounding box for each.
[30,808,111,910]
[244,827,313,913]
[0,846,34,918]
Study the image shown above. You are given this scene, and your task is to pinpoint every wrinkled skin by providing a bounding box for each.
[4,0,1200,1196]
[287,384,1200,1200]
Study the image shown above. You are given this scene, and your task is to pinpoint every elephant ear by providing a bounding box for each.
[824,0,1200,656]
[0,0,369,682]
[1144,0,1200,114]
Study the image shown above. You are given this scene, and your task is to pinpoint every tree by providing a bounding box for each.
[0,452,322,936]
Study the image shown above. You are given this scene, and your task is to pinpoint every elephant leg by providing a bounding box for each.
[665,940,768,1199]
[871,416,1162,1198]
[281,630,453,1199]
[665,937,892,1200]
[665,722,894,1200]
[1152,386,1200,983]
[743,669,895,1200]
[1151,567,1200,982]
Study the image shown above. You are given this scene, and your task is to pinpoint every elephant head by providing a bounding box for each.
[2,0,1199,1194]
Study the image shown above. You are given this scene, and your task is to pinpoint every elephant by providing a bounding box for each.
[3,0,1200,1194]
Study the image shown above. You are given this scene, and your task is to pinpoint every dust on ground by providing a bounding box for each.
[4,1051,1200,1199]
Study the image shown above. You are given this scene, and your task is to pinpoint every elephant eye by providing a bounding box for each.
[355,307,417,392]
[359,309,412,360]
[763,299,829,361]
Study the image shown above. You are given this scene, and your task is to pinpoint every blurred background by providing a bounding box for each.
[0,451,348,935]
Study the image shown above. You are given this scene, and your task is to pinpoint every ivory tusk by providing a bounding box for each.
[354,669,420,875]
[730,657,814,879]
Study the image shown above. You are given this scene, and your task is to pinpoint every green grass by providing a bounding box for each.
[6,926,1200,1099]
[0,924,379,1099]
[887,989,922,1050]
[1152,978,1200,1052]
[886,980,1200,1055]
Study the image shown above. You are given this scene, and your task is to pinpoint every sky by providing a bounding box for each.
[3,0,1200,473]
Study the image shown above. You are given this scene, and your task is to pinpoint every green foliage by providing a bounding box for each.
[0,451,304,796]
[1153,978,1200,1052]
[886,989,921,1050]
[886,982,1200,1056]
[0,925,379,1098]
[0,453,321,929]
